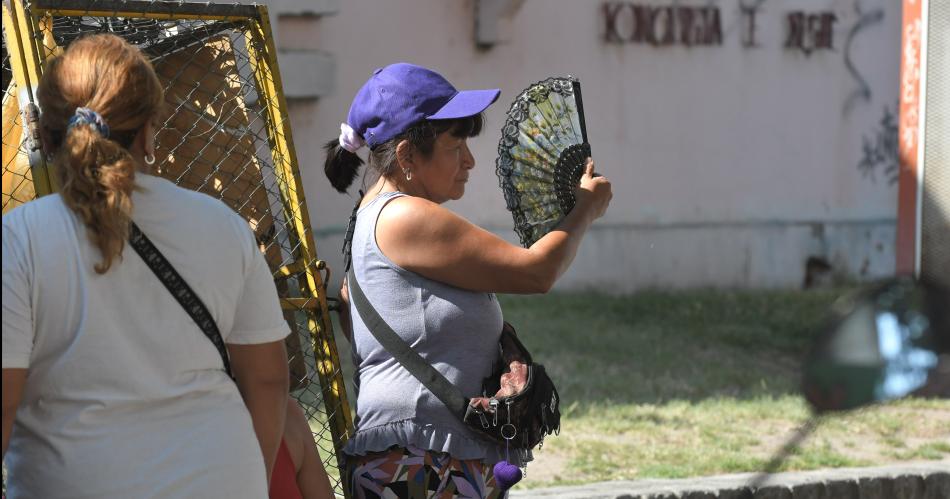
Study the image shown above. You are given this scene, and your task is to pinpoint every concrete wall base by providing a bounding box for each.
[511,461,949,499]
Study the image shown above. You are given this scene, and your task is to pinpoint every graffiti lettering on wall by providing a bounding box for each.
[858,104,900,185]
[738,0,766,48]
[602,1,838,56]
[602,0,886,119]
[602,3,722,46]
[784,11,837,55]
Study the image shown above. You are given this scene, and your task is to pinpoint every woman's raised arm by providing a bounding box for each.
[378,159,612,294]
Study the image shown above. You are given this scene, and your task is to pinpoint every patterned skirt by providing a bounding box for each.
[345,445,507,499]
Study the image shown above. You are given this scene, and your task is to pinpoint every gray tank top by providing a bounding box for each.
[343,191,514,464]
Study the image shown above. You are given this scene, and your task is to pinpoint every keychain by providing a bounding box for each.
[493,401,523,491]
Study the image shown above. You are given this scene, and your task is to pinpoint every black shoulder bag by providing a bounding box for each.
[129,222,233,377]
[346,266,560,451]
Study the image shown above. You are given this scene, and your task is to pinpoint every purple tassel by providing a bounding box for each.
[493,460,523,491]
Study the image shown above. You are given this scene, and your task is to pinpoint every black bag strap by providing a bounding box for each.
[346,266,469,418]
[129,221,233,377]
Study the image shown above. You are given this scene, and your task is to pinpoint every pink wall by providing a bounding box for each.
[277,0,902,291]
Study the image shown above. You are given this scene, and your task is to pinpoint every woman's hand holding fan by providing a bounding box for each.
[575,157,612,222]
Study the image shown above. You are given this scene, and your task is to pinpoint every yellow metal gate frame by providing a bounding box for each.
[2,0,352,494]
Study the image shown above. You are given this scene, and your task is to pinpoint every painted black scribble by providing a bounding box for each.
[858,104,899,185]
[843,1,884,115]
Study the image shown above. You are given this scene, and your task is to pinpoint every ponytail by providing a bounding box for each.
[323,139,364,193]
[36,34,164,274]
[58,122,137,273]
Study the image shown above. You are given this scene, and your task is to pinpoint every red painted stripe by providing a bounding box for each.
[896,0,924,276]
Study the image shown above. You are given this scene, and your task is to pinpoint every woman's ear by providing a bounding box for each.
[130,119,157,163]
[395,139,414,170]
[142,119,156,158]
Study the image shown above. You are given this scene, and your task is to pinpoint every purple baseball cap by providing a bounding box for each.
[346,63,500,149]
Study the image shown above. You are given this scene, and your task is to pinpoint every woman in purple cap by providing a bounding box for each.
[324,63,611,498]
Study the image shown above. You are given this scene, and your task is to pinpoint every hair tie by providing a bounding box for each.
[339,122,365,153]
[67,107,110,138]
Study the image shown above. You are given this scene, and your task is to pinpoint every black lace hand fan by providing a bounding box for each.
[495,76,590,247]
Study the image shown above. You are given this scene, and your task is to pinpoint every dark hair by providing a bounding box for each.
[324,113,484,193]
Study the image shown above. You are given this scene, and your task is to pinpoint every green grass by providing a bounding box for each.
[493,289,950,488]
[499,288,836,405]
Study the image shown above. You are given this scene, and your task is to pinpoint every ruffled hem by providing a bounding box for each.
[343,419,532,466]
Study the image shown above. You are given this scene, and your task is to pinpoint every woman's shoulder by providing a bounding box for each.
[369,195,485,278]
[375,195,467,237]
[138,175,249,230]
[2,194,69,234]
[135,175,255,254]
[137,174,236,218]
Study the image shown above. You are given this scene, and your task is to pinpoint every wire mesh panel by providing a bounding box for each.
[921,0,949,289]
[1,1,352,495]
[1,34,37,211]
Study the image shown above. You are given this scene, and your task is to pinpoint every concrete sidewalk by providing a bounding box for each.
[510,460,950,498]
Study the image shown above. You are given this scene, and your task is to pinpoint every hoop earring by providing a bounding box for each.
[144,153,156,165]
[404,169,412,181]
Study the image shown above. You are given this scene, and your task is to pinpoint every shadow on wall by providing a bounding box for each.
[548,220,896,293]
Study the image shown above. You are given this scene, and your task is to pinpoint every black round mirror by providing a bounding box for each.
[802,276,949,413]
[748,277,948,490]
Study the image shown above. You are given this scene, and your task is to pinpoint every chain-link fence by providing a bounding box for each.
[1,1,352,495]
[2,35,36,211]
[921,0,949,289]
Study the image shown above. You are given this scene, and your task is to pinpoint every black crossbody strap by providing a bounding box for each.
[347,267,469,417]
[129,222,233,377]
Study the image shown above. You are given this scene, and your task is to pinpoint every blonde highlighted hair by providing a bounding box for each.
[37,34,164,273]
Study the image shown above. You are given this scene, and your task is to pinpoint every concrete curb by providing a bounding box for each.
[510,460,950,499]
